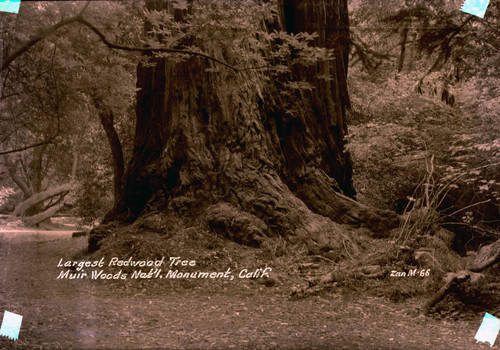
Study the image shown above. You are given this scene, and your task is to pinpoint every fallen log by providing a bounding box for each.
[421,239,500,315]
[421,270,470,315]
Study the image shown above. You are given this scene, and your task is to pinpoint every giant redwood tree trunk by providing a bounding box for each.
[89,0,399,252]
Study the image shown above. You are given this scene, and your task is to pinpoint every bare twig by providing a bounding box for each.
[78,0,91,16]
[0,138,58,156]
[311,255,337,263]
[342,239,355,260]
[442,199,492,219]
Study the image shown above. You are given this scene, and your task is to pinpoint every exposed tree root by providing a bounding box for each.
[421,238,500,314]
[205,202,269,246]
[421,270,471,315]
[293,168,400,235]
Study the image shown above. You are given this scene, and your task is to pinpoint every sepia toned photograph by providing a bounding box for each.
[0,0,499,348]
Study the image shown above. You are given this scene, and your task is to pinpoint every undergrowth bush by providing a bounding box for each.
[0,187,17,214]
[348,67,500,251]
[347,68,454,211]
[346,121,428,211]
[75,163,114,226]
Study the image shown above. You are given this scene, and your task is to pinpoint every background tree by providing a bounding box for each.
[0,1,138,225]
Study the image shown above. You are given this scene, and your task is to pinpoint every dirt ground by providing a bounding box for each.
[0,235,498,350]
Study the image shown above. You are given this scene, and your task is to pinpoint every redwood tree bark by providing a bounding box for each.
[90,0,399,252]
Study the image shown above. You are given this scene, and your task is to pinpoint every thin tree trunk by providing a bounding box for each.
[3,155,32,199]
[71,151,78,179]
[22,144,47,217]
[30,144,45,195]
[397,26,408,73]
[99,110,124,205]
[92,97,125,206]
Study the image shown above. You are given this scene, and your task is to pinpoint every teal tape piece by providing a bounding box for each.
[0,0,21,14]
[475,313,500,347]
[0,311,23,341]
[461,0,490,18]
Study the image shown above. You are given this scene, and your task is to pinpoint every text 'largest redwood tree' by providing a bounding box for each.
[89,0,397,253]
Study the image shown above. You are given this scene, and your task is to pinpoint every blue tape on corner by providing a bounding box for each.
[0,311,23,341]
[460,0,490,18]
[0,0,21,14]
[475,313,500,347]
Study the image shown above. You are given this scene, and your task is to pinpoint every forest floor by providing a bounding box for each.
[0,233,498,350]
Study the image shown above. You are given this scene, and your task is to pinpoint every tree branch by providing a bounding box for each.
[78,0,91,16]
[0,60,62,156]
[1,16,82,72]
[25,200,68,227]
[0,110,60,157]
[42,192,65,211]
[2,3,238,73]
[75,18,238,72]
[0,137,57,156]
[3,155,32,197]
